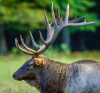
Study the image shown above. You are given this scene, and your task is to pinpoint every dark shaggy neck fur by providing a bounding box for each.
[36,58,69,93]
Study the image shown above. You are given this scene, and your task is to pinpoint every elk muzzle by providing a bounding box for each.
[13,72,23,81]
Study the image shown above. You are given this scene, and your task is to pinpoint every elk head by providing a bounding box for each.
[13,3,95,86]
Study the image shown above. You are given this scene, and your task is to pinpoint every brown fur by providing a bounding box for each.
[35,58,100,93]
[36,58,69,93]
[13,56,100,93]
[73,60,100,64]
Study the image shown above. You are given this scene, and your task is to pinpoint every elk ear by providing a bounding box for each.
[34,58,46,66]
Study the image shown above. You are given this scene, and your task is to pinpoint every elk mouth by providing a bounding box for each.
[16,77,24,81]
[13,73,36,81]
[23,77,36,81]
[14,77,36,81]
[22,75,36,81]
[16,76,36,81]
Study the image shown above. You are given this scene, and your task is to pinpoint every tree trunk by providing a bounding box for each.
[62,28,70,49]
[25,33,31,46]
[80,34,85,51]
[0,25,7,54]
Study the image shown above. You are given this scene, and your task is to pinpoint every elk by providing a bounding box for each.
[13,3,98,93]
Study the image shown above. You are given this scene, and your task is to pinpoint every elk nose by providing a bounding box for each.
[13,73,17,79]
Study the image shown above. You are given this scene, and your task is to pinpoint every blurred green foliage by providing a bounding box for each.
[60,43,68,51]
[0,0,99,33]
[66,0,99,32]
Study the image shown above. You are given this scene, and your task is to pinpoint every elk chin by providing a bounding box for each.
[24,79,37,87]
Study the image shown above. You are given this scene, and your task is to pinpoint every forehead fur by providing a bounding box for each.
[25,55,47,64]
[25,59,33,65]
[38,55,47,59]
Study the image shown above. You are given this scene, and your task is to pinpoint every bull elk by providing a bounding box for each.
[13,3,98,93]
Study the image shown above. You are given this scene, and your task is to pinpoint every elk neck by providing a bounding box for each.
[36,58,69,93]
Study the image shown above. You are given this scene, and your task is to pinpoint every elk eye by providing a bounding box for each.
[29,62,34,67]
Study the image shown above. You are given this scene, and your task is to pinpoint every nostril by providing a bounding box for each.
[13,73,17,78]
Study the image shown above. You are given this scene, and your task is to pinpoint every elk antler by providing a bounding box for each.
[15,3,95,57]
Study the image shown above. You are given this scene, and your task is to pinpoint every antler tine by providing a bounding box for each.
[15,38,33,55]
[69,16,85,23]
[57,7,60,25]
[30,31,40,49]
[44,9,52,42]
[20,35,36,53]
[44,9,49,28]
[52,2,57,28]
[64,4,69,23]
[39,31,47,45]
[61,21,95,29]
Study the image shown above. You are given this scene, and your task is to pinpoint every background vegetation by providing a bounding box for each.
[1,51,100,93]
[0,0,100,54]
[0,0,100,93]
